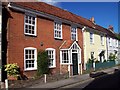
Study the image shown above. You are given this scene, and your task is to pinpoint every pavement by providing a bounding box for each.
[27,65,120,89]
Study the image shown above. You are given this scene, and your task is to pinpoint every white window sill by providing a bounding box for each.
[24,33,37,37]
[54,37,63,40]
[49,66,56,68]
[24,68,37,71]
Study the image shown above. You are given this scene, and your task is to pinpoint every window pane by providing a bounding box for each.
[71,27,77,40]
[26,20,28,23]
[32,55,34,59]
[32,50,34,54]
[25,25,28,29]
[25,48,36,70]
[47,49,55,67]
[26,62,28,68]
[62,50,69,63]
[25,55,28,59]
[32,30,34,34]
[25,50,28,54]
[32,64,34,67]
[54,22,62,39]
[32,21,35,24]
[24,15,36,35]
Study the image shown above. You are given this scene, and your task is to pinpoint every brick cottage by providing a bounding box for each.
[2,2,94,78]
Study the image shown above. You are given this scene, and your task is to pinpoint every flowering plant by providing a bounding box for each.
[5,63,20,77]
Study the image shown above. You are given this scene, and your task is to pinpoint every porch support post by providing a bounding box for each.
[80,64,83,74]
[68,64,71,77]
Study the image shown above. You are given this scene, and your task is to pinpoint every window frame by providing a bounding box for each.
[71,26,78,41]
[100,35,104,46]
[24,47,37,71]
[24,13,37,36]
[110,38,112,47]
[116,39,118,47]
[46,48,56,68]
[60,50,70,64]
[90,32,94,44]
[54,21,63,39]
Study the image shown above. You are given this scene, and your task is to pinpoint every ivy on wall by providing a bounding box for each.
[37,50,50,76]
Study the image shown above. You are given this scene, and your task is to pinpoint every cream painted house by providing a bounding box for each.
[83,17,120,70]
[83,27,107,67]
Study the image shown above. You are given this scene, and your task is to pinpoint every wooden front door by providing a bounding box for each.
[72,53,78,75]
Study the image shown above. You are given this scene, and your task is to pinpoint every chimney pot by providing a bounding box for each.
[90,17,95,23]
[108,25,114,31]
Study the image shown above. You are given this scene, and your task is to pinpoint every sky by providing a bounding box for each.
[59,2,118,33]
[40,1,119,33]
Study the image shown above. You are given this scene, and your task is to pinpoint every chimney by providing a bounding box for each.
[108,25,114,31]
[90,17,95,23]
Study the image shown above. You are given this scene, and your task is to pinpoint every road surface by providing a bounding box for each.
[60,69,120,89]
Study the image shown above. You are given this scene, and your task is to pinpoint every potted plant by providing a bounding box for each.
[5,63,20,80]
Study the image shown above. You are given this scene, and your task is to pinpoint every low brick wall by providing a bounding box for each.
[8,73,69,88]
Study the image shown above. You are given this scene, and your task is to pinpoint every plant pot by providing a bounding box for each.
[8,75,17,80]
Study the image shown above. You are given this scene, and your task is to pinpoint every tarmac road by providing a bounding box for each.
[60,69,120,89]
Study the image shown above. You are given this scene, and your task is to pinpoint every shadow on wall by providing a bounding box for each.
[1,6,12,82]
[83,69,120,89]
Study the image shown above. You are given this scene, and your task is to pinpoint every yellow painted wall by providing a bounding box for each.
[83,29,107,64]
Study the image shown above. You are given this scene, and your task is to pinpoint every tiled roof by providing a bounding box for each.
[95,24,116,38]
[11,2,94,28]
[60,40,74,49]
[11,2,117,38]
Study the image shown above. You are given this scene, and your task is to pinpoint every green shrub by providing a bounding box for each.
[109,53,117,61]
[4,63,20,77]
[95,60,100,63]
[37,50,50,76]
[103,59,107,62]
[87,58,94,63]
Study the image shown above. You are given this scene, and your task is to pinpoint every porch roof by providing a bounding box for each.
[60,40,80,49]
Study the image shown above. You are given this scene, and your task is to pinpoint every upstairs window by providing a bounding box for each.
[54,22,62,39]
[116,40,118,47]
[71,27,78,41]
[90,32,94,44]
[110,38,112,46]
[24,14,36,36]
[101,35,104,45]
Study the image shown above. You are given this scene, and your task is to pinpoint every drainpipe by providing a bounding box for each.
[106,35,108,60]
[82,26,86,71]
[68,64,71,77]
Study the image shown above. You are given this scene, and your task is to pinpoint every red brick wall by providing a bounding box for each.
[60,65,68,74]
[7,9,84,77]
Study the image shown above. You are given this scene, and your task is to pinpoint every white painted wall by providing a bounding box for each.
[118,41,120,60]
[107,37,119,59]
